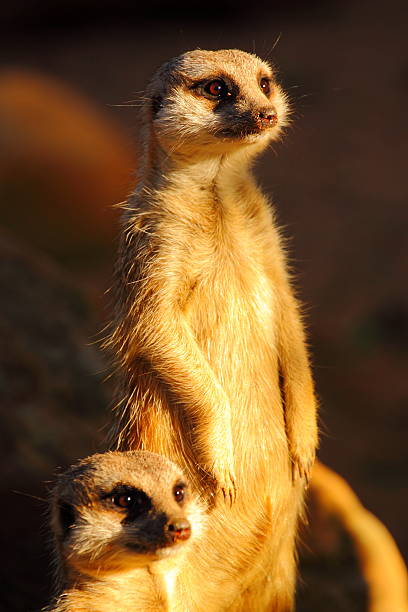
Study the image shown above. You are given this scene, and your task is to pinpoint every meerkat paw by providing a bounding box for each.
[211,460,237,505]
[290,446,315,486]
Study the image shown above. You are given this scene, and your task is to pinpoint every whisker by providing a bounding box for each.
[263,33,283,61]
[12,490,48,503]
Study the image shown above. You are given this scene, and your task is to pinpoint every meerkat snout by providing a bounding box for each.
[257,107,278,128]
[165,517,191,544]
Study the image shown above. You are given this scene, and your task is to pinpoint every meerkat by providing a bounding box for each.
[107,49,318,610]
[46,451,204,612]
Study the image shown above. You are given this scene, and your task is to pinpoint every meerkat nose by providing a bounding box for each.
[258,108,278,128]
[165,518,191,544]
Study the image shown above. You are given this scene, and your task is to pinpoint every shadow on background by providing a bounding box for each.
[0,1,407,609]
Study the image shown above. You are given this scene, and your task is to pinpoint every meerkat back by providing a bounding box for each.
[46,450,204,612]
[107,49,318,610]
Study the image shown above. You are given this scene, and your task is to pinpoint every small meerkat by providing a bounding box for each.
[107,49,318,609]
[46,451,204,612]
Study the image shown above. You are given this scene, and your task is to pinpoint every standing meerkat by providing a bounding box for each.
[46,451,204,612]
[107,49,318,609]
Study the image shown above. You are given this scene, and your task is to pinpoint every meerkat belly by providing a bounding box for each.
[186,262,288,484]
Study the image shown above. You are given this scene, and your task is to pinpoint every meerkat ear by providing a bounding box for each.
[151,95,163,115]
[58,501,76,537]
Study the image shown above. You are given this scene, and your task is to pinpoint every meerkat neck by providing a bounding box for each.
[139,134,257,197]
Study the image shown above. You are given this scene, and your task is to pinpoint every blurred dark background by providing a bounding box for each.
[0,0,407,609]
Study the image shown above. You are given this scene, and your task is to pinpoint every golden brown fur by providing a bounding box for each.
[46,451,204,612]
[106,49,318,610]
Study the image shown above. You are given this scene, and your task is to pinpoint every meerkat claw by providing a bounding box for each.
[221,483,236,507]
[213,466,237,505]
[291,453,315,486]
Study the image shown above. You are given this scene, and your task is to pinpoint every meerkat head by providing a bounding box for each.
[145,48,289,158]
[50,451,203,578]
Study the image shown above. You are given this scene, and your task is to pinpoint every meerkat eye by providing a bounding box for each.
[109,486,152,518]
[204,79,229,99]
[173,484,185,504]
[113,493,133,508]
[260,77,271,96]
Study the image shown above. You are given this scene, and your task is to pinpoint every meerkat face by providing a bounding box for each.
[51,451,203,577]
[146,49,288,157]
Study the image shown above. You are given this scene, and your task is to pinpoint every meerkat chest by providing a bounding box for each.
[184,219,277,341]
[149,187,280,341]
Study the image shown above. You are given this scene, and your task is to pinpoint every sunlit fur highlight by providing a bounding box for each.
[46,451,205,612]
[105,49,318,610]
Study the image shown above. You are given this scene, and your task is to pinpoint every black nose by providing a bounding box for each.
[257,108,278,127]
[165,518,191,544]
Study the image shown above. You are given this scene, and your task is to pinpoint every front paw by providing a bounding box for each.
[211,459,237,505]
[290,446,316,486]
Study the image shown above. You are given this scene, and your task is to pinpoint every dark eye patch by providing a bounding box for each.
[58,502,76,538]
[104,485,152,521]
[151,95,163,115]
